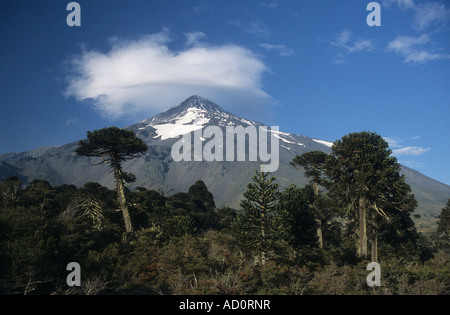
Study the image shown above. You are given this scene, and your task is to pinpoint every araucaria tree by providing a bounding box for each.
[232,170,280,266]
[75,127,148,234]
[325,131,417,261]
[291,151,328,249]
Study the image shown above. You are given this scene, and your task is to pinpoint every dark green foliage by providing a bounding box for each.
[278,185,318,250]
[0,176,21,210]
[291,151,335,250]
[324,131,419,260]
[231,171,281,265]
[291,151,328,189]
[437,199,450,238]
[188,180,216,209]
[215,206,237,231]
[75,127,149,162]
[434,199,450,251]
[0,130,447,295]
[76,127,148,234]
[325,131,414,209]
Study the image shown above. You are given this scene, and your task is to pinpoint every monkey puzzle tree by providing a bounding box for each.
[291,151,329,249]
[75,127,148,234]
[325,131,417,261]
[291,151,328,196]
[232,170,280,266]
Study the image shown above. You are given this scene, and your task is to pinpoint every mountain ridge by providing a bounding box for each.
[0,95,448,230]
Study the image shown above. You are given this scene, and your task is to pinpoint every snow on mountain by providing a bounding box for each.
[136,95,264,140]
[135,95,330,148]
[145,107,210,140]
[142,95,250,126]
[312,139,334,148]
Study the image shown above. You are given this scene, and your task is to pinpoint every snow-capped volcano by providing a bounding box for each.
[133,95,323,150]
[1,95,448,221]
[137,95,262,140]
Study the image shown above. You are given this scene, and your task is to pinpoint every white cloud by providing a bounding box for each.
[384,136,430,156]
[184,31,207,47]
[383,0,450,30]
[348,39,374,53]
[387,34,449,63]
[192,3,208,14]
[384,136,430,169]
[388,34,429,50]
[246,21,271,37]
[383,136,402,148]
[331,30,374,53]
[329,30,374,64]
[65,30,271,119]
[229,20,271,37]
[332,52,348,65]
[382,0,415,10]
[414,2,450,31]
[382,1,450,63]
[259,43,294,56]
[262,1,279,9]
[392,146,431,156]
[334,29,352,47]
[66,118,77,126]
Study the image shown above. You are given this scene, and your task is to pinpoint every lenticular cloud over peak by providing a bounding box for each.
[65,30,271,119]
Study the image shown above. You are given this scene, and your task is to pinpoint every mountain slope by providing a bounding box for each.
[0,95,448,228]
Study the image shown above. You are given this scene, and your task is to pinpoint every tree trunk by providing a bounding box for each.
[261,204,266,267]
[358,196,367,258]
[371,232,378,262]
[316,219,324,249]
[113,160,133,234]
[313,181,319,196]
[313,181,323,249]
[371,217,378,262]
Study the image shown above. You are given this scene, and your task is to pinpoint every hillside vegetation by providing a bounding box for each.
[0,130,449,295]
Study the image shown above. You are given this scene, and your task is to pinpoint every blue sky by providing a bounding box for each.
[0,0,449,184]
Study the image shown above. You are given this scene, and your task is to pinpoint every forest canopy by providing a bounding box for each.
[0,130,448,295]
